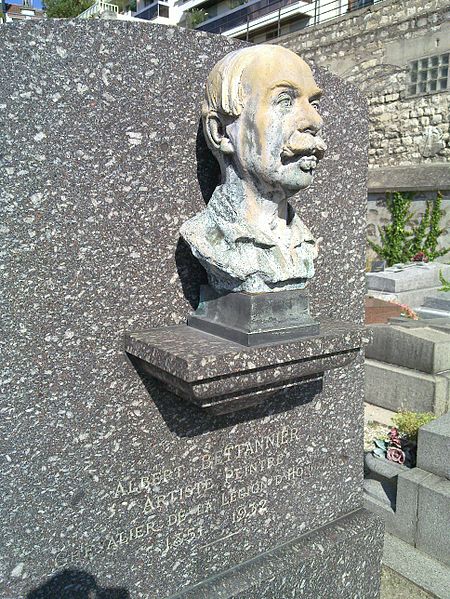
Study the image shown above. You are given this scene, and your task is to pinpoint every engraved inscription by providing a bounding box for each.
[53,427,326,566]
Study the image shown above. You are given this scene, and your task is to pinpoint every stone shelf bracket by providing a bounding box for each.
[125,320,370,415]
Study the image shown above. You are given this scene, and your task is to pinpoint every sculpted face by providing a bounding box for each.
[181,47,326,293]
[217,47,326,198]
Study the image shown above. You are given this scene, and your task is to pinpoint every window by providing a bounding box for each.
[158,3,169,16]
[407,53,449,97]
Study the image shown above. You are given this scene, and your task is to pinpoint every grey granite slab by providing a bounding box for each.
[0,20,380,598]
[365,359,450,415]
[366,324,450,374]
[423,291,450,312]
[170,508,383,598]
[417,413,450,480]
[367,263,450,293]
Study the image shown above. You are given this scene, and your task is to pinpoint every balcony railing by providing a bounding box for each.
[136,1,169,19]
[77,0,119,18]
[196,0,308,34]
[195,0,383,38]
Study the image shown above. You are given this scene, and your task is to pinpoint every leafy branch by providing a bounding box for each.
[439,270,450,292]
[369,191,450,267]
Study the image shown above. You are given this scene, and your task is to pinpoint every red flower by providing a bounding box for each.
[387,447,405,464]
[388,427,402,448]
[412,252,429,262]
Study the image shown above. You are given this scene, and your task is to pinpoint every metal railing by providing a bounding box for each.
[195,0,384,39]
[197,0,308,34]
[77,0,119,18]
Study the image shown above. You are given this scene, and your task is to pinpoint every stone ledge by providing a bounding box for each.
[383,533,450,599]
[368,164,450,192]
[125,320,367,414]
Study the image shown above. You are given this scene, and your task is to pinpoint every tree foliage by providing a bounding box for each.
[369,191,450,267]
[186,8,207,28]
[44,0,94,18]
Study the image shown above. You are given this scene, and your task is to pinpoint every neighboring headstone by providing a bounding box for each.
[366,325,450,374]
[367,262,450,306]
[417,412,450,480]
[365,412,450,570]
[365,359,450,415]
[1,21,382,598]
[423,292,450,312]
[416,291,450,319]
[365,319,450,415]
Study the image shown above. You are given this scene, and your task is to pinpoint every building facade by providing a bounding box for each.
[134,0,382,44]
[2,0,45,21]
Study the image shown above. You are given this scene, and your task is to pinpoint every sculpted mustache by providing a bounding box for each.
[281,133,327,160]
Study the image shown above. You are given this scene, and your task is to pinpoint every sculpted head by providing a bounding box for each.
[202,45,327,199]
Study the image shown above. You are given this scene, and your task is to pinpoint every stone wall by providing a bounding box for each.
[277,0,450,263]
[277,0,450,174]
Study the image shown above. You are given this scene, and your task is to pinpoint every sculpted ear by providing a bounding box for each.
[205,113,234,155]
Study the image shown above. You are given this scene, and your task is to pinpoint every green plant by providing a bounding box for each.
[369,191,450,267]
[411,192,450,261]
[439,270,450,292]
[186,7,207,27]
[368,192,414,266]
[392,411,436,442]
[44,0,94,17]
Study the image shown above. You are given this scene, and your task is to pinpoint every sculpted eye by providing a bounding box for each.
[310,100,320,112]
[277,92,292,108]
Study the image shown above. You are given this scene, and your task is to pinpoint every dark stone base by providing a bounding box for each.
[188,286,319,346]
[172,508,384,598]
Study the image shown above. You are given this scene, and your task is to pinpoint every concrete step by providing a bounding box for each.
[366,324,450,374]
[382,533,450,599]
[365,359,450,415]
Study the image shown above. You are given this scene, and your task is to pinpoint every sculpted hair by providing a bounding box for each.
[202,46,273,120]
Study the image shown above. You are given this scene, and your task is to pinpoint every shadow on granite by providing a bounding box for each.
[128,354,322,437]
[175,123,219,309]
[195,119,221,205]
[175,238,207,311]
[26,569,130,599]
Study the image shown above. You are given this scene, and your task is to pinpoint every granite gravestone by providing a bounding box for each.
[1,21,383,598]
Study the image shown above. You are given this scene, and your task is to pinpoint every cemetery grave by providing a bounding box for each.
[1,20,384,599]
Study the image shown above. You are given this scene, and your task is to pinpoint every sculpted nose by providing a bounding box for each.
[297,100,323,136]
